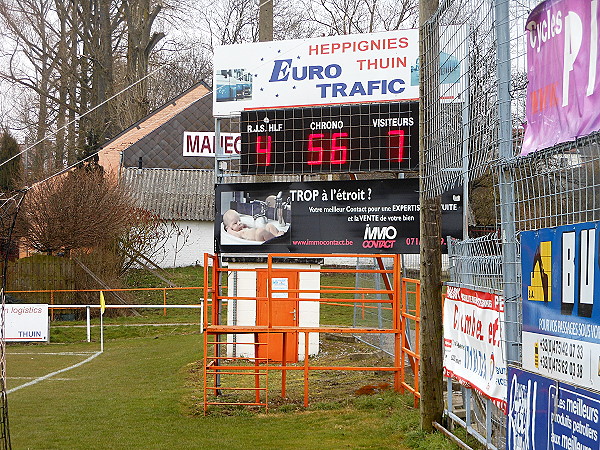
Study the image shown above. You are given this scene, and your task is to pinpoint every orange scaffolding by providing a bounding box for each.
[202,253,420,413]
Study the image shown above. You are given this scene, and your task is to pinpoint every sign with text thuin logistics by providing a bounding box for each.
[521,220,600,391]
[6,304,48,342]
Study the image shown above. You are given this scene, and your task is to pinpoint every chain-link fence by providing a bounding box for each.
[0,191,27,450]
[423,0,600,447]
[353,257,396,355]
[419,0,538,448]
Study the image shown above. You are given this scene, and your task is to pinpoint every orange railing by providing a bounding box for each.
[202,253,420,413]
[5,287,204,319]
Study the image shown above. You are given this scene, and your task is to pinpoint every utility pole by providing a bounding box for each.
[419,0,443,433]
[258,0,273,42]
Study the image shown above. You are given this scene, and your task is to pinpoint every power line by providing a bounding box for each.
[0,64,165,187]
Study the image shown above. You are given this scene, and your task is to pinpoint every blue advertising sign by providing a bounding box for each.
[508,367,600,450]
[521,220,600,390]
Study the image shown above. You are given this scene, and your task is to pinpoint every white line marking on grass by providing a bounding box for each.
[8,352,97,356]
[8,377,75,381]
[7,351,102,394]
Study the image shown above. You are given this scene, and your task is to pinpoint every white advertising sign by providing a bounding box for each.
[183,132,241,157]
[443,286,507,412]
[213,28,464,117]
[522,331,600,391]
[6,304,49,342]
[214,31,417,116]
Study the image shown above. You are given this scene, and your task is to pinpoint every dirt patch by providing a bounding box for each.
[186,336,416,415]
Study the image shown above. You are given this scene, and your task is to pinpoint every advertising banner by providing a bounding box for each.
[215,178,463,254]
[182,132,240,157]
[213,28,463,117]
[6,304,48,342]
[443,286,506,412]
[522,0,600,155]
[507,367,600,450]
[521,220,600,391]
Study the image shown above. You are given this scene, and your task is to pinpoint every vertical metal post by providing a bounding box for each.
[446,377,453,414]
[461,28,471,241]
[353,257,360,327]
[376,270,383,349]
[464,387,472,428]
[86,305,91,342]
[394,255,401,392]
[214,118,223,184]
[303,333,309,407]
[486,398,492,447]
[495,0,520,364]
[100,310,104,353]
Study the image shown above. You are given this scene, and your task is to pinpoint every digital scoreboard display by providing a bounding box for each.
[240,102,419,174]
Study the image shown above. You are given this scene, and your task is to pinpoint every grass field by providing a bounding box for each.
[6,332,464,449]
[4,266,469,449]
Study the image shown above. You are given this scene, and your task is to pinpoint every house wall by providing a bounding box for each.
[156,220,214,268]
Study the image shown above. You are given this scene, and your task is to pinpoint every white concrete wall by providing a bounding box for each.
[154,220,214,268]
[226,262,320,360]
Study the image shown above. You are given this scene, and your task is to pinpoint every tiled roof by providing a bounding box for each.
[122,167,214,221]
[105,83,211,154]
[98,83,215,173]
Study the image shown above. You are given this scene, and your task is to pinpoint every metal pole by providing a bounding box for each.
[495,0,520,364]
[214,118,223,184]
[86,305,91,343]
[461,28,471,241]
[100,311,104,353]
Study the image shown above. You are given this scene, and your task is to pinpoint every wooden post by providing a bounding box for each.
[419,0,444,432]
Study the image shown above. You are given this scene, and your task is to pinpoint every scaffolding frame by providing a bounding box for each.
[202,253,420,413]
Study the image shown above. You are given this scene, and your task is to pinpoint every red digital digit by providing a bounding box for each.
[387,129,405,162]
[256,135,272,166]
[307,133,324,165]
[330,132,348,164]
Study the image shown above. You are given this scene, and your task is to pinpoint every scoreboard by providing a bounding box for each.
[240,102,419,174]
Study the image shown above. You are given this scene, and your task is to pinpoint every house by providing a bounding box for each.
[98,82,235,267]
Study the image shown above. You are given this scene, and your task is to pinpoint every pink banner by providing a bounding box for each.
[522,0,600,155]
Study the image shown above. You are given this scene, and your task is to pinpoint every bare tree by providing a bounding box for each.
[298,0,418,35]
[0,0,169,174]
[16,168,135,254]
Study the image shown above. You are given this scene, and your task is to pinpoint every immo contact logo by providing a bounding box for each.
[362,224,397,249]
